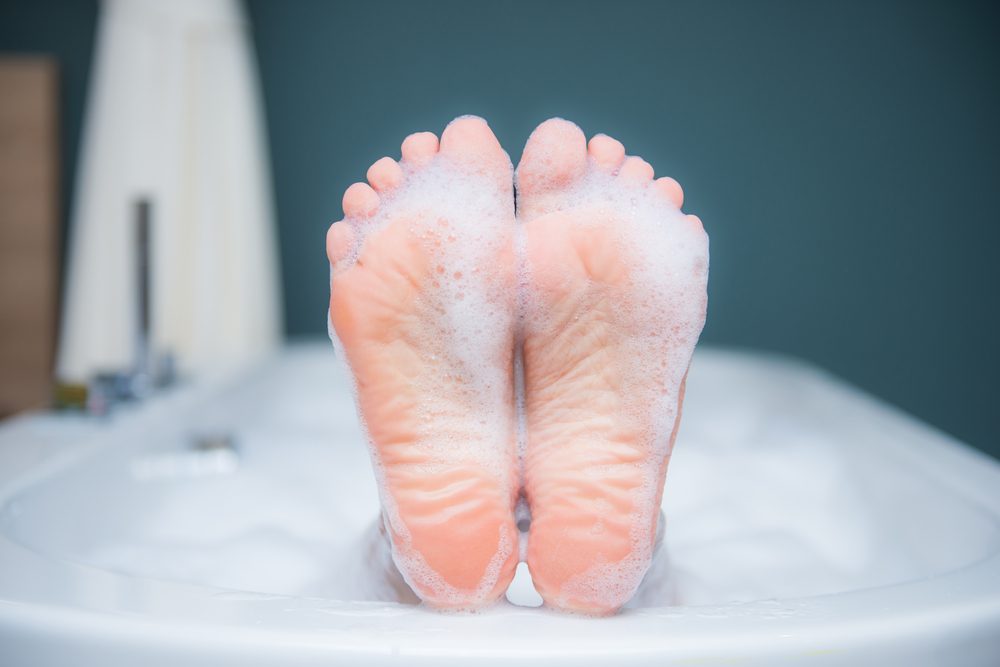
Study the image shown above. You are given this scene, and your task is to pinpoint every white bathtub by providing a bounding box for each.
[0,341,998,665]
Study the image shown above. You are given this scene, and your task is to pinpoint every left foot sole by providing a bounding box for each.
[327,116,520,609]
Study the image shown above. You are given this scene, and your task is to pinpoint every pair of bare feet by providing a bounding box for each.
[326,117,708,615]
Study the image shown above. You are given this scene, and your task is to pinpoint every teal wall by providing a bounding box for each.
[2,1,998,457]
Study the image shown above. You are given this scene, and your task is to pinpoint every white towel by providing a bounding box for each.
[58,0,282,381]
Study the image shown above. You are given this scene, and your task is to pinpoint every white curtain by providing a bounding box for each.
[58,0,282,381]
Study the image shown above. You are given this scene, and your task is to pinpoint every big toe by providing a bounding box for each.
[439,115,510,177]
[516,118,588,200]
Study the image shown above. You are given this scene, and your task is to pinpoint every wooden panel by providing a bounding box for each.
[0,57,59,417]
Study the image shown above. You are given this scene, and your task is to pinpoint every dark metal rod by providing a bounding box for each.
[135,198,151,381]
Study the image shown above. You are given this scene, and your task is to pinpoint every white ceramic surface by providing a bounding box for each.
[1,341,998,665]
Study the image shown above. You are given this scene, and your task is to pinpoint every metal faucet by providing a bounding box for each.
[79,198,176,415]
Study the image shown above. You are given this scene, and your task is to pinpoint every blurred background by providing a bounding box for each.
[0,0,997,457]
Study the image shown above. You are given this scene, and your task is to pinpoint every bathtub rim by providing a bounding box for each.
[0,344,998,663]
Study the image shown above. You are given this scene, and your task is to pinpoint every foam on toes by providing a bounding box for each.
[516,118,588,194]
[367,157,403,191]
[654,177,684,208]
[342,182,379,218]
[437,116,512,184]
[619,156,654,182]
[401,131,439,166]
[588,134,626,172]
[326,223,355,266]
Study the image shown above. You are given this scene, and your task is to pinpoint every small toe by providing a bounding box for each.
[343,182,379,218]
[326,222,355,265]
[618,156,654,182]
[401,131,439,166]
[686,214,704,231]
[367,157,403,191]
[439,115,508,168]
[654,177,684,208]
[588,134,626,172]
[516,118,588,194]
